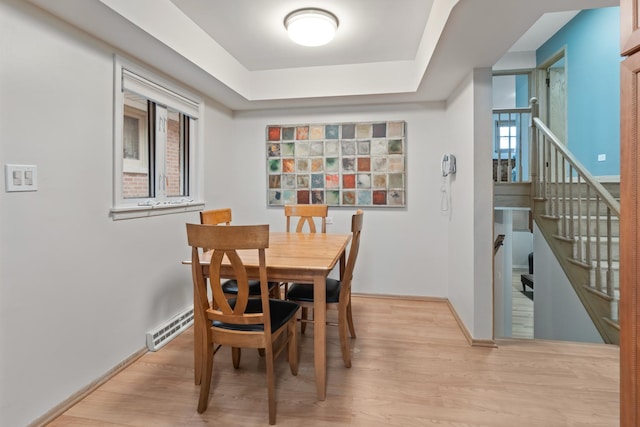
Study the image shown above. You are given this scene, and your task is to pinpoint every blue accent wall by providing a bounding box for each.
[515,74,529,108]
[536,7,620,177]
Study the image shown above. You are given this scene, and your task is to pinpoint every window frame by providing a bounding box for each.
[111,56,204,220]
[495,119,518,153]
[122,103,148,174]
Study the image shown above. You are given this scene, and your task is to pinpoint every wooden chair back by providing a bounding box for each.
[284,204,328,233]
[199,208,232,225]
[199,208,280,299]
[187,223,271,332]
[340,210,364,302]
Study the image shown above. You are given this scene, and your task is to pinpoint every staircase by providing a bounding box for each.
[533,180,620,344]
[493,99,621,345]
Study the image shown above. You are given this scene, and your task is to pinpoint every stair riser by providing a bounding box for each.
[581,289,619,342]
[558,218,620,238]
[546,182,620,199]
[588,272,619,296]
[573,240,620,262]
[601,319,620,344]
[547,199,619,217]
[581,287,620,336]
[550,235,574,259]
[584,289,614,317]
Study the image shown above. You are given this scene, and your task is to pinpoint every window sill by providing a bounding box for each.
[111,201,205,220]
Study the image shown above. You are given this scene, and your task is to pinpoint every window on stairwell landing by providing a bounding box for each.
[495,119,517,153]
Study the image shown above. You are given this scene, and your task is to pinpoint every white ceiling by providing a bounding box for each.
[508,10,580,53]
[27,0,617,111]
[171,0,435,71]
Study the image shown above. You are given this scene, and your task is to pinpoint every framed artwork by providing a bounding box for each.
[266,121,406,207]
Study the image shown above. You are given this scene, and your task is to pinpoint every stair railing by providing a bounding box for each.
[492,107,532,182]
[530,98,621,320]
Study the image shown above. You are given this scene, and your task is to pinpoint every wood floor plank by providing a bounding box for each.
[512,267,534,339]
[44,297,618,426]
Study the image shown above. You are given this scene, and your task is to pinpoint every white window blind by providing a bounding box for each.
[121,69,199,119]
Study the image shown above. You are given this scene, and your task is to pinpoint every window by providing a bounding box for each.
[123,101,148,175]
[496,120,517,152]
[493,110,526,154]
[112,57,204,220]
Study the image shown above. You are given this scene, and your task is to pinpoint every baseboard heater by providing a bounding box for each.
[146,306,194,351]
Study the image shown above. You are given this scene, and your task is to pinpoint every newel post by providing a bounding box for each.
[529,97,539,209]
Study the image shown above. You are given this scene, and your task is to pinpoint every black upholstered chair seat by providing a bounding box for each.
[213,298,300,332]
[221,279,278,296]
[286,278,341,303]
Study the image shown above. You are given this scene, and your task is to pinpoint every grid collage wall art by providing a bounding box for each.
[266,121,406,207]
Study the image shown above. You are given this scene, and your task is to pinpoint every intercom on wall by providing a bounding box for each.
[441,153,456,177]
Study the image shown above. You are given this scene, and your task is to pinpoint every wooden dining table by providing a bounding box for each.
[184,230,352,401]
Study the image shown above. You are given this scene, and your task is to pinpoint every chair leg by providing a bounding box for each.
[265,347,276,425]
[232,347,241,369]
[197,340,214,413]
[300,307,309,334]
[270,284,281,300]
[194,322,204,385]
[346,300,356,338]
[288,319,299,375]
[338,304,352,368]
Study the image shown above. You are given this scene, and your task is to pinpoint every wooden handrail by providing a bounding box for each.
[532,117,620,215]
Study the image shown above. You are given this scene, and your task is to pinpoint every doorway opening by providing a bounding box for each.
[494,208,533,339]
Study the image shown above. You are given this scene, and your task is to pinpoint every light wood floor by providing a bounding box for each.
[512,268,534,339]
[46,296,619,426]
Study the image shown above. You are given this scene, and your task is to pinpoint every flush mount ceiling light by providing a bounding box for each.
[284,8,339,47]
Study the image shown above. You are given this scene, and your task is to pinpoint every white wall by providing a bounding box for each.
[445,69,494,341]
[224,103,451,297]
[512,230,533,269]
[492,74,516,109]
[0,2,233,425]
[533,225,603,343]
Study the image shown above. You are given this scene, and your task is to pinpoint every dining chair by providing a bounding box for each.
[285,210,363,368]
[200,208,280,299]
[199,207,232,226]
[284,204,329,233]
[281,204,329,298]
[186,223,300,424]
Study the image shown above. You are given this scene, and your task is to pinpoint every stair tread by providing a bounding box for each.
[568,235,620,242]
[557,215,619,221]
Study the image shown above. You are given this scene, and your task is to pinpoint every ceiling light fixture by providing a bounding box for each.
[284,8,339,47]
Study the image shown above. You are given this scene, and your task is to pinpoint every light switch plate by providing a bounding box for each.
[5,164,38,192]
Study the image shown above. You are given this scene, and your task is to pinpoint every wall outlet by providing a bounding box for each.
[597,154,606,162]
[5,164,38,192]
[326,217,333,224]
